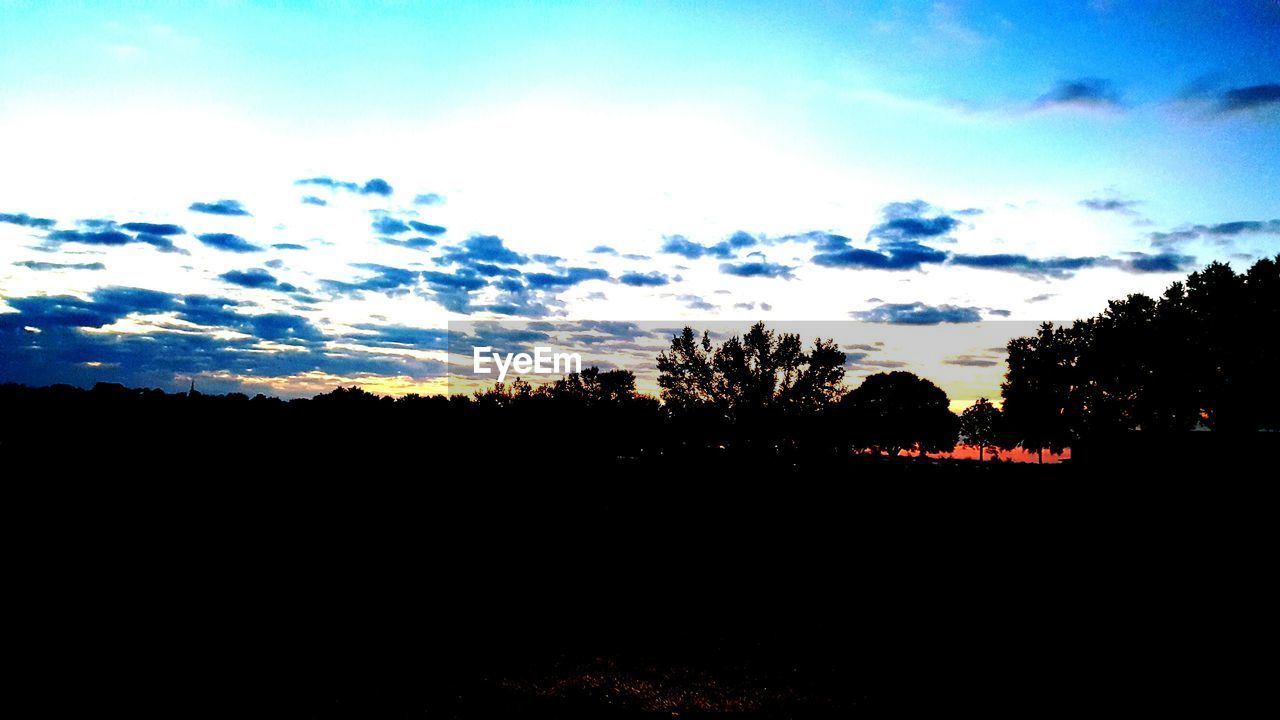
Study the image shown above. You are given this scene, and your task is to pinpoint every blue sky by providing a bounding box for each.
[1,1,1278,400]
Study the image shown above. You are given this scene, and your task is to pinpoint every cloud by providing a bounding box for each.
[413,193,445,206]
[800,202,960,271]
[301,196,328,206]
[437,234,528,267]
[0,285,451,393]
[659,233,747,260]
[867,200,960,243]
[590,245,617,255]
[719,261,794,279]
[1150,219,1280,249]
[218,268,298,291]
[345,323,449,351]
[372,216,412,234]
[14,260,105,271]
[247,313,324,343]
[272,243,308,251]
[661,234,731,260]
[1217,84,1280,114]
[0,287,246,332]
[618,271,670,287]
[852,302,984,325]
[120,222,185,235]
[380,236,437,250]
[676,294,717,311]
[46,227,186,254]
[812,241,947,270]
[408,221,446,236]
[295,177,393,196]
[949,253,1103,278]
[1079,197,1141,215]
[1026,293,1055,303]
[322,263,423,296]
[1032,78,1123,111]
[944,354,1001,367]
[1,212,56,229]
[523,267,609,290]
[950,251,1194,277]
[196,232,264,253]
[189,199,251,216]
[1121,252,1196,273]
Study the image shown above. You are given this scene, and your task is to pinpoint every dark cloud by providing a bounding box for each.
[1150,219,1280,249]
[196,233,264,253]
[0,287,245,332]
[218,268,298,291]
[1079,197,1141,215]
[949,253,1103,278]
[619,271,670,287]
[0,285,446,394]
[380,236,437,250]
[852,302,984,325]
[1122,252,1196,273]
[812,241,947,271]
[189,199,251,216]
[323,264,423,296]
[1033,78,1123,111]
[662,235,726,259]
[798,202,959,272]
[437,234,528,267]
[659,234,739,260]
[1026,293,1055,303]
[0,212,56,229]
[719,261,795,279]
[867,199,963,244]
[296,177,393,196]
[46,229,131,246]
[950,251,1193,277]
[247,313,324,343]
[46,227,186,254]
[1217,84,1280,114]
[372,216,412,234]
[944,354,1001,367]
[14,260,105,271]
[408,221,446,236]
[523,267,609,290]
[120,222,185,235]
[413,193,445,206]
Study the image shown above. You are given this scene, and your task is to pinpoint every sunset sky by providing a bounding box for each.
[2,1,1278,400]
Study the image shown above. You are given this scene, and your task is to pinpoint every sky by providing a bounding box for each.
[1,0,1278,403]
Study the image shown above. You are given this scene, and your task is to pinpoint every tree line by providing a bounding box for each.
[1,255,1275,466]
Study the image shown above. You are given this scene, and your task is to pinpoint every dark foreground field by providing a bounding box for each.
[4,426,1272,716]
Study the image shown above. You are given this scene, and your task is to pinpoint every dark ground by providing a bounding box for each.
[7,459,1269,716]
[3,403,1271,716]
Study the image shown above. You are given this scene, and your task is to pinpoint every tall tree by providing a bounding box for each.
[840,371,958,457]
[959,397,1000,462]
[1001,323,1077,463]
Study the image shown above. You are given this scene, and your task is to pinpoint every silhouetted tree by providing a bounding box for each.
[656,322,846,418]
[959,397,1000,462]
[840,371,958,457]
[655,327,718,414]
[1000,255,1280,459]
[1001,323,1077,463]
